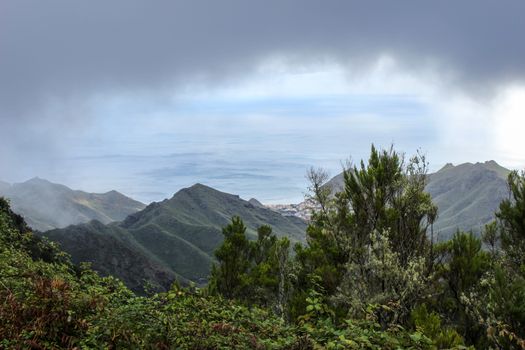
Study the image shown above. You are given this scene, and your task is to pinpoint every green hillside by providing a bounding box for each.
[0,177,145,231]
[426,161,510,240]
[43,220,181,293]
[43,183,307,293]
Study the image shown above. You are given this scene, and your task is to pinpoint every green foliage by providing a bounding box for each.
[482,221,500,260]
[0,197,129,348]
[210,217,292,316]
[0,197,440,349]
[410,305,464,349]
[342,146,434,266]
[432,232,491,346]
[334,234,430,327]
[210,216,252,299]
[298,285,436,350]
[81,286,302,349]
[249,225,291,315]
[289,147,524,349]
[459,170,525,348]
[293,145,436,323]
[432,195,525,349]
[485,267,525,348]
[443,232,491,297]
[456,170,525,349]
[497,170,525,270]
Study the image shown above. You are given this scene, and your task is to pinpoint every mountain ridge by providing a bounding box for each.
[426,160,510,239]
[42,183,307,293]
[0,177,146,231]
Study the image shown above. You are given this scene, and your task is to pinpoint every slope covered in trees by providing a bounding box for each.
[42,183,307,293]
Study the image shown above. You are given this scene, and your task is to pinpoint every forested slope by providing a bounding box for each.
[43,184,306,293]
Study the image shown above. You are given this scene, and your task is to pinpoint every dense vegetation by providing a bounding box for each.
[208,146,525,349]
[0,194,427,348]
[1,145,524,348]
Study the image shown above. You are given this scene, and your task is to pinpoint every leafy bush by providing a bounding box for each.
[410,305,464,348]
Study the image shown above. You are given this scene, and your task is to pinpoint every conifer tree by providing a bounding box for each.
[209,216,251,299]
[497,170,525,271]
[293,145,437,321]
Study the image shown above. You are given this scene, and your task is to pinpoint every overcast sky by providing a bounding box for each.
[1,0,525,203]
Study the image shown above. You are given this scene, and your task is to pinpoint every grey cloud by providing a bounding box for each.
[1,0,524,122]
[1,0,524,184]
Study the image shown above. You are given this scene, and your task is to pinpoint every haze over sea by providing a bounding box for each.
[14,91,438,204]
[8,84,523,204]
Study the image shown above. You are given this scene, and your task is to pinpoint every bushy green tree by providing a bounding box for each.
[209,217,292,315]
[209,216,252,299]
[410,304,464,348]
[497,170,525,271]
[436,232,490,345]
[334,233,430,327]
[443,232,491,301]
[247,225,291,316]
[293,145,437,323]
[343,146,436,267]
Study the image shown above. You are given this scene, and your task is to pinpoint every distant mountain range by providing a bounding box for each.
[275,160,511,240]
[42,184,307,293]
[2,160,512,293]
[0,178,146,231]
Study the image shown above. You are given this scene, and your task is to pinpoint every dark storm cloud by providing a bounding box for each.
[1,0,524,184]
[1,0,524,121]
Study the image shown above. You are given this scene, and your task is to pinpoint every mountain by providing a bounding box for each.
[273,161,511,241]
[0,177,146,231]
[42,183,307,293]
[426,161,510,240]
[324,172,345,194]
[248,198,265,208]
